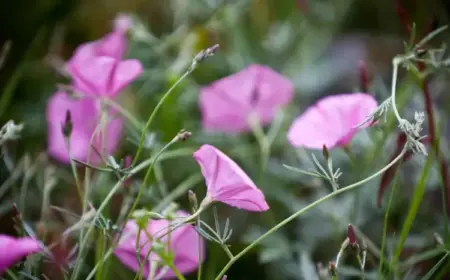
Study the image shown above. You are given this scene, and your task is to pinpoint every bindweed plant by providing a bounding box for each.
[2,1,450,280]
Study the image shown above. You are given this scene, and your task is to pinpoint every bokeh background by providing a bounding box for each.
[1,0,450,279]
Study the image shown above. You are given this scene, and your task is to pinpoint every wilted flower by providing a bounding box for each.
[0,235,41,275]
[69,56,143,98]
[114,211,203,279]
[193,144,269,211]
[199,64,293,133]
[287,93,378,149]
[46,91,123,164]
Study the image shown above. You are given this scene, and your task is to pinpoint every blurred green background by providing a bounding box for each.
[1,0,450,279]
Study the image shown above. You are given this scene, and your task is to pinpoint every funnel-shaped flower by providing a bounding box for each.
[199,64,293,133]
[114,211,203,279]
[46,91,123,164]
[287,93,377,149]
[0,235,41,275]
[193,144,269,211]
[69,56,143,97]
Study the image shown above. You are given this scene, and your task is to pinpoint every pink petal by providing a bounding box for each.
[70,57,142,97]
[114,211,204,279]
[287,93,378,149]
[199,86,248,133]
[0,235,41,275]
[193,144,269,212]
[95,31,127,59]
[67,31,127,68]
[109,59,143,96]
[46,91,123,164]
[199,64,294,133]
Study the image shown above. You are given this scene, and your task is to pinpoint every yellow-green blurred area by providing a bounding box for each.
[1,0,450,279]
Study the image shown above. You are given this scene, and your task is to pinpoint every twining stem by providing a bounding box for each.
[72,135,181,280]
[122,135,182,229]
[214,146,408,280]
[102,97,144,132]
[132,69,193,167]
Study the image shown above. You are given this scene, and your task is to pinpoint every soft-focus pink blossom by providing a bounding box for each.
[69,56,143,98]
[114,211,203,279]
[0,235,41,275]
[199,64,294,133]
[68,15,131,66]
[287,93,378,149]
[193,144,269,211]
[46,91,123,164]
[114,14,133,33]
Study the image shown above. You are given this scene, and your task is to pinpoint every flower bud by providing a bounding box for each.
[322,144,329,161]
[347,224,357,246]
[188,190,198,212]
[61,110,73,138]
[177,129,192,142]
[358,60,369,92]
[329,262,337,276]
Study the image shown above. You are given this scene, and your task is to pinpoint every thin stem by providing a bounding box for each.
[197,216,203,280]
[5,270,19,280]
[167,262,187,280]
[132,70,193,166]
[66,138,83,203]
[248,114,270,175]
[214,146,408,280]
[391,57,403,123]
[72,121,104,280]
[125,135,182,230]
[152,173,203,212]
[356,254,365,280]
[378,173,399,279]
[222,245,234,260]
[102,97,144,132]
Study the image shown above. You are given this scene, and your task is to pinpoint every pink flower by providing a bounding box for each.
[46,91,123,164]
[193,144,269,212]
[68,14,131,65]
[199,64,294,133]
[114,211,203,279]
[287,93,378,149]
[0,235,41,275]
[69,56,143,97]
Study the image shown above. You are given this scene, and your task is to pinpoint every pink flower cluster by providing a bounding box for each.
[43,36,379,277]
[46,15,143,164]
[199,64,378,150]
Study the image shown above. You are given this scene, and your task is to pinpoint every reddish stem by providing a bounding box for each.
[418,61,450,214]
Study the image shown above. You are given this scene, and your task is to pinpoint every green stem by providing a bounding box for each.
[102,97,144,132]
[125,135,182,229]
[66,138,83,203]
[391,149,435,271]
[378,172,400,279]
[95,230,106,280]
[391,57,403,123]
[132,69,193,166]
[214,146,408,280]
[197,217,203,280]
[167,262,187,280]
